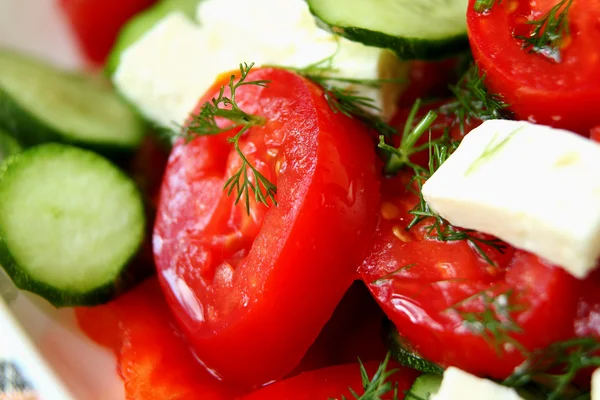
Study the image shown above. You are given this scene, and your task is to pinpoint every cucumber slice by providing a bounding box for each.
[386,321,445,375]
[0,130,22,163]
[0,144,145,306]
[407,373,442,399]
[0,50,144,152]
[306,0,469,60]
[106,0,200,76]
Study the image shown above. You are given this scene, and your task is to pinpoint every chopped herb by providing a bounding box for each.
[371,263,416,284]
[474,0,502,13]
[464,126,523,175]
[504,337,600,400]
[516,0,573,63]
[178,62,276,214]
[440,64,511,135]
[378,99,439,175]
[277,48,399,138]
[449,289,526,355]
[331,352,401,400]
[378,99,506,266]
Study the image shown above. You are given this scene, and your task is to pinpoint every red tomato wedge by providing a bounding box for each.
[467,0,600,134]
[76,278,241,400]
[241,362,418,400]
[359,172,581,379]
[153,68,381,387]
[59,0,156,65]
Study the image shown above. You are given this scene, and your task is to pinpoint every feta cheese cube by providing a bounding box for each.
[592,368,600,400]
[431,367,522,400]
[114,0,407,129]
[422,119,600,278]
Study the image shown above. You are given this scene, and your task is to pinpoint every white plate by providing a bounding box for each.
[0,1,125,399]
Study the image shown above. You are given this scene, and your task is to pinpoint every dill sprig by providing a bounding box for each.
[181,62,276,214]
[378,99,506,266]
[371,264,416,284]
[332,352,401,400]
[516,0,573,63]
[278,50,398,138]
[449,289,526,355]
[474,0,502,13]
[504,337,600,400]
[440,64,511,135]
[378,99,439,175]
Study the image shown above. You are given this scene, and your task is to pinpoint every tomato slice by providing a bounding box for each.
[153,68,381,387]
[241,362,419,400]
[59,0,157,65]
[289,282,389,375]
[76,278,241,400]
[359,170,581,379]
[467,0,600,134]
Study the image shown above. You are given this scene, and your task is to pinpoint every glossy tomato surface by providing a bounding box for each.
[591,126,600,143]
[289,282,389,376]
[76,278,241,400]
[467,0,600,134]
[59,0,156,65]
[153,68,381,387]
[359,172,581,379]
[241,361,418,400]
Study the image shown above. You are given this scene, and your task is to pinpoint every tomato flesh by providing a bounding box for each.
[59,0,157,65]
[360,173,581,378]
[591,127,600,143]
[289,282,389,375]
[153,68,380,387]
[76,278,241,400]
[241,362,419,400]
[467,0,600,134]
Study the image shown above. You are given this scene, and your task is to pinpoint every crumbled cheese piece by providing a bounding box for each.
[422,119,600,278]
[431,367,522,400]
[114,0,407,128]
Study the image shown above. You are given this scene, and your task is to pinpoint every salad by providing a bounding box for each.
[1,0,600,399]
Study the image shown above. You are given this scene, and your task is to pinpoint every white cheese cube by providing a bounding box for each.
[114,12,211,130]
[593,368,600,400]
[422,119,600,278]
[431,367,522,400]
[114,0,407,128]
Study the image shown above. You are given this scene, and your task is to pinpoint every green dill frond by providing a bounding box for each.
[378,99,506,266]
[176,62,276,214]
[331,352,401,400]
[371,264,416,284]
[449,289,526,355]
[504,337,600,400]
[275,47,400,138]
[516,0,573,63]
[440,64,511,135]
[474,0,502,13]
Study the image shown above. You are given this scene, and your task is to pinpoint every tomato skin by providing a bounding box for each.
[361,97,583,379]
[290,282,389,375]
[76,278,241,400]
[591,127,600,143]
[397,60,463,107]
[241,362,419,400]
[154,68,381,387]
[361,177,581,378]
[59,0,156,65]
[467,0,600,134]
